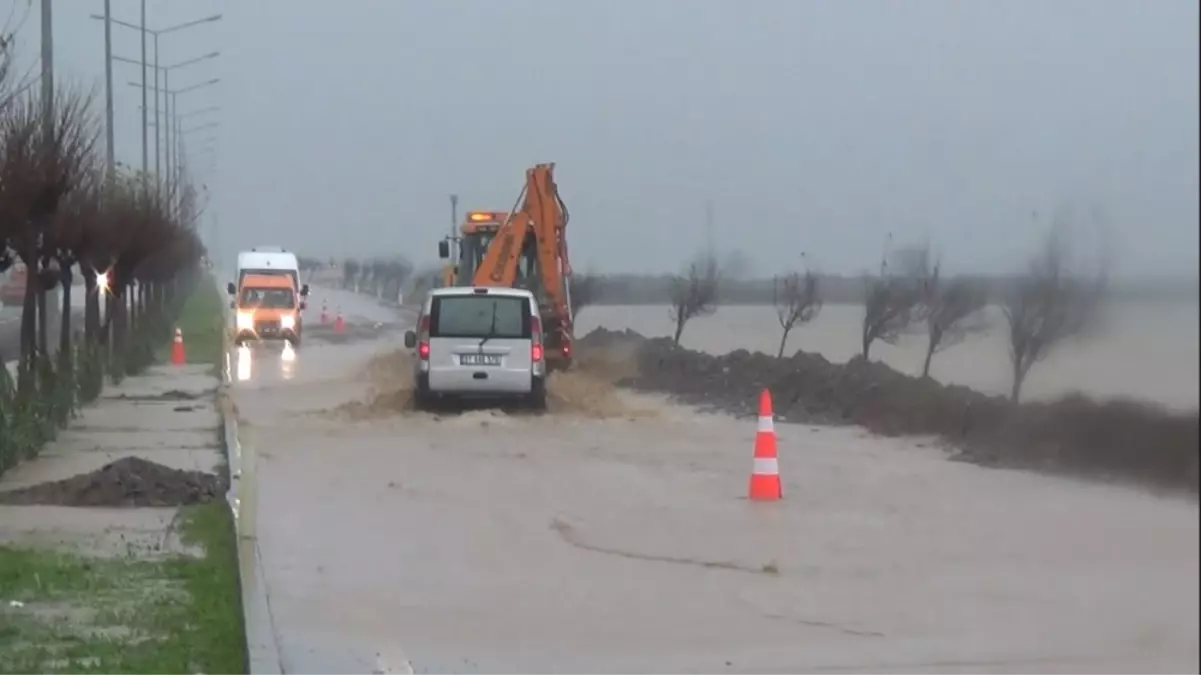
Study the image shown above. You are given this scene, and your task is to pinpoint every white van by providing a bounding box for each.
[404,286,547,409]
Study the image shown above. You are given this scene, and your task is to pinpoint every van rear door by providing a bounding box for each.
[427,293,533,393]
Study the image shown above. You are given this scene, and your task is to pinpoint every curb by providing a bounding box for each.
[217,275,285,675]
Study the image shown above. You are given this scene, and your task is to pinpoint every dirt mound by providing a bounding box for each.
[0,457,224,507]
[576,327,1200,494]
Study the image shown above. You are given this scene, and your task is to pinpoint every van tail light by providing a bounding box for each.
[418,315,431,360]
[562,342,571,357]
[530,316,543,362]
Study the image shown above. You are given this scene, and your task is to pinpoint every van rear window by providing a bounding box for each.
[430,295,530,339]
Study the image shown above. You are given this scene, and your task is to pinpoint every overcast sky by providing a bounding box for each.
[11,0,1199,278]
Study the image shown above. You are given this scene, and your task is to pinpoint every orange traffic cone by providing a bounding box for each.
[320,300,328,324]
[171,327,186,365]
[333,310,345,334]
[748,389,782,501]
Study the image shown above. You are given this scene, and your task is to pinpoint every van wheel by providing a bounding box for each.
[527,377,547,411]
[414,374,433,410]
[288,336,301,348]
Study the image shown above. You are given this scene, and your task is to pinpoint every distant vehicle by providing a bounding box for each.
[404,286,547,410]
[229,248,309,347]
[230,273,305,347]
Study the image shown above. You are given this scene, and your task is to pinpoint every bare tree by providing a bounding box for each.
[669,252,719,345]
[861,243,928,359]
[1003,228,1105,402]
[919,261,987,378]
[773,265,821,358]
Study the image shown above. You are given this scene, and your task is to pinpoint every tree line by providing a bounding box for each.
[574,226,1106,404]
[0,42,206,475]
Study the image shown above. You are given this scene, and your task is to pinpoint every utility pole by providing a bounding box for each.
[164,80,172,200]
[40,0,53,145]
[153,33,160,190]
[140,0,148,180]
[37,0,54,369]
[104,0,115,179]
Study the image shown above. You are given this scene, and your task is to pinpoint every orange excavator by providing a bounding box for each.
[437,163,576,371]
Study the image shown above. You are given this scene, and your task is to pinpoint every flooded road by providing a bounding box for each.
[229,287,1199,674]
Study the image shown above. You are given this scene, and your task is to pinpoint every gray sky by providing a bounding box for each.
[13,0,1200,278]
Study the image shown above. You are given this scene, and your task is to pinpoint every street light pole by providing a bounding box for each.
[140,0,148,180]
[91,12,221,186]
[114,51,219,195]
[153,33,160,190]
[104,0,115,179]
[164,70,171,189]
[128,78,220,218]
[40,0,53,149]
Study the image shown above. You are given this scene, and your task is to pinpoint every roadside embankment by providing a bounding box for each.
[0,276,249,674]
[577,328,1200,495]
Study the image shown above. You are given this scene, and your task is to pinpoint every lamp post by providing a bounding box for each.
[146,105,220,187]
[115,51,219,185]
[103,0,115,180]
[128,78,220,216]
[91,12,221,185]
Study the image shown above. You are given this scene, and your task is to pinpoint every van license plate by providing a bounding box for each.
[461,354,501,366]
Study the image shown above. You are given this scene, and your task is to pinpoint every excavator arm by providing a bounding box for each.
[472,163,572,323]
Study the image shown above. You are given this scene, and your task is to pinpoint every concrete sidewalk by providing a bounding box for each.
[0,364,223,554]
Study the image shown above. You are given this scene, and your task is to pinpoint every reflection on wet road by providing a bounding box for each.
[232,342,299,385]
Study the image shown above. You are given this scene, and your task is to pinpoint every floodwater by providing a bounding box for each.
[227,286,1200,674]
[576,301,1201,411]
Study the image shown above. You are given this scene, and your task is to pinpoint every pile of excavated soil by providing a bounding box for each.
[0,457,223,507]
[576,327,1200,494]
[333,346,653,420]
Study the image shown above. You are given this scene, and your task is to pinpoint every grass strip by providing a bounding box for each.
[169,277,226,368]
[0,501,249,674]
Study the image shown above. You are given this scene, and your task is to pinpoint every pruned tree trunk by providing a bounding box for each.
[128,285,137,333]
[36,281,49,367]
[672,318,685,346]
[59,265,73,369]
[83,268,99,343]
[18,247,38,395]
